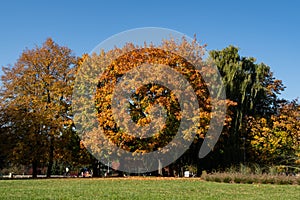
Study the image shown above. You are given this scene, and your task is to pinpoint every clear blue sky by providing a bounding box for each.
[0,0,299,100]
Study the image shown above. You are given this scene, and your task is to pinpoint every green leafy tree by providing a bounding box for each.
[209,46,285,166]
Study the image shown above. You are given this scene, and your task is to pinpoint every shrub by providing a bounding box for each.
[240,164,252,175]
[266,177,275,184]
[252,163,263,175]
[297,178,300,185]
[244,177,254,184]
[233,176,242,183]
[202,166,300,185]
[223,176,232,183]
[213,176,221,183]
[268,166,279,176]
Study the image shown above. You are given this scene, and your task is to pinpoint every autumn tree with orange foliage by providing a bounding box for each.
[248,101,300,168]
[0,38,77,178]
[1,37,296,176]
[74,38,235,175]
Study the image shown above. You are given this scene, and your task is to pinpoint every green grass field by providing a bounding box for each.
[0,178,299,200]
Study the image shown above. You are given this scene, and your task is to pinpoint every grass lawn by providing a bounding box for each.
[0,177,299,200]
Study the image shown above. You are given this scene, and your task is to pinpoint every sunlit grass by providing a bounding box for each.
[0,177,299,200]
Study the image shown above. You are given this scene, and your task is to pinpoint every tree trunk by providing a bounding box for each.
[47,136,54,178]
[169,164,175,177]
[32,160,38,179]
[158,159,162,176]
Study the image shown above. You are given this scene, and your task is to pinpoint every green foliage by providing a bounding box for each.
[209,46,285,168]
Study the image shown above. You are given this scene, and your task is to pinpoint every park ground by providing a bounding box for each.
[0,177,299,199]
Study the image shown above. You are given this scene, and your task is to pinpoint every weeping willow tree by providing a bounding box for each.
[209,46,285,166]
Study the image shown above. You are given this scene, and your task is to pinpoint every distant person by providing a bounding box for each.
[66,167,69,176]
